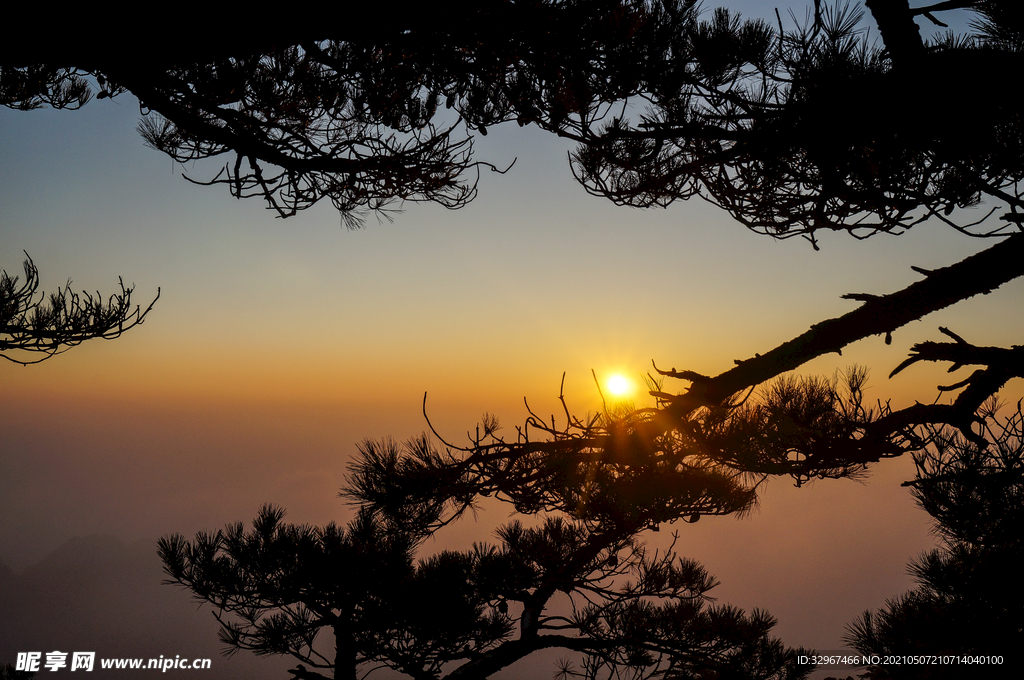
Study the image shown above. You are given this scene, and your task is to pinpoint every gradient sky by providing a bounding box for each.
[2,4,1021,677]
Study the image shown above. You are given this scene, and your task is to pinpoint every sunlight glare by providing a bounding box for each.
[606,374,632,398]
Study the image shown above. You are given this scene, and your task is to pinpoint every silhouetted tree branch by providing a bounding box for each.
[569,1,1024,244]
[144,3,1024,676]
[334,308,1023,676]
[160,505,517,680]
[345,393,759,536]
[0,254,159,365]
[162,505,811,680]
[0,65,91,110]
[844,404,1024,677]
[343,222,1024,520]
[906,399,1024,548]
[659,232,1024,415]
[625,232,1024,480]
[5,1,669,225]
[7,2,1021,237]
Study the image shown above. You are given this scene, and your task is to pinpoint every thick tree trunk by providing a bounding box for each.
[864,0,925,66]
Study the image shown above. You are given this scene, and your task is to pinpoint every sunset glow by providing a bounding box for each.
[606,373,632,398]
[5,11,1024,676]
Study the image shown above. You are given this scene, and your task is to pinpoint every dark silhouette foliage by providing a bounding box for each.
[346,405,759,535]
[570,0,1024,245]
[160,506,512,680]
[5,2,1022,238]
[161,496,812,680]
[8,0,672,225]
[0,254,158,365]
[0,664,34,680]
[843,403,1024,678]
[137,1,1024,677]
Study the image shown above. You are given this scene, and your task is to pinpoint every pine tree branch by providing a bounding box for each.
[661,233,1024,418]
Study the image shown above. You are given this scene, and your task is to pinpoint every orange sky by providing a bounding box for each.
[3,10,1023,671]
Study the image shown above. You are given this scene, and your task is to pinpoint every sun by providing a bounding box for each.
[605,374,632,398]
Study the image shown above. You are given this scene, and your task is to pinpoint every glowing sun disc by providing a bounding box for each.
[606,374,631,397]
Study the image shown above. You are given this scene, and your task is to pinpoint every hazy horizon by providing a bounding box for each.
[3,4,1020,677]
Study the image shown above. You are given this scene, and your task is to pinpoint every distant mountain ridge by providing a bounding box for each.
[0,535,290,678]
